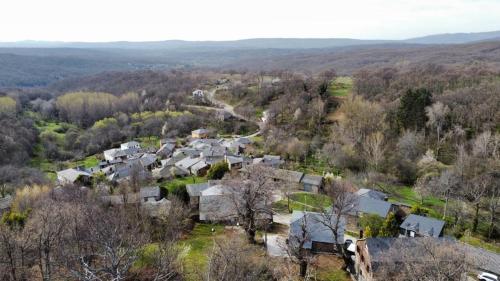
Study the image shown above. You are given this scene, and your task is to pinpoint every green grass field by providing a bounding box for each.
[160,176,207,193]
[460,235,500,254]
[328,77,353,97]
[180,223,224,281]
[273,192,331,213]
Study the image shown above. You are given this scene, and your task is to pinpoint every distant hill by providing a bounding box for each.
[1,32,500,88]
[404,30,500,44]
[1,30,500,50]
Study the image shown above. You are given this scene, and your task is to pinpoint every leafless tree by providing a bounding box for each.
[223,165,276,244]
[316,180,356,251]
[378,238,472,281]
[426,101,450,144]
[286,211,315,278]
[363,132,385,171]
[205,237,272,281]
[67,206,149,281]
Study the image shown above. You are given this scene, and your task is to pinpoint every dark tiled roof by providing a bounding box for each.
[301,174,323,186]
[140,186,161,198]
[400,214,445,237]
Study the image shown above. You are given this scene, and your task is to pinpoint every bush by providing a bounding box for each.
[169,184,189,203]
[359,214,384,237]
[410,204,428,216]
[206,161,229,180]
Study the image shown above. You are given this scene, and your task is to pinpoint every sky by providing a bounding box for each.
[1,0,500,42]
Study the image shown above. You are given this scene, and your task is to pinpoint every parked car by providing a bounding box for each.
[478,272,498,281]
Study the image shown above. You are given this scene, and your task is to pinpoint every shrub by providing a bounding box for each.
[169,184,188,203]
[206,161,229,180]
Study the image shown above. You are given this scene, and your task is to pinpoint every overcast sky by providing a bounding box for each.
[1,0,500,42]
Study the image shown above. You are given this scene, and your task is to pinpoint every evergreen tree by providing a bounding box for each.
[397,88,432,131]
[379,212,400,237]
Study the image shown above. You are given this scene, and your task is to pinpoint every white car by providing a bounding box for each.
[478,272,498,281]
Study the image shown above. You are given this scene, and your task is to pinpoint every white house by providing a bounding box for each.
[192,89,204,98]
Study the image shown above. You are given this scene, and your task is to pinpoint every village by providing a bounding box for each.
[30,119,498,281]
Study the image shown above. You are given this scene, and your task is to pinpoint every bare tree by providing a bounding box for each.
[286,211,315,278]
[426,101,450,144]
[378,238,472,281]
[363,132,385,171]
[67,206,148,281]
[206,237,272,281]
[224,165,276,244]
[316,180,356,251]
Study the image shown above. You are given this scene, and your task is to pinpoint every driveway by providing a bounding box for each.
[266,234,288,257]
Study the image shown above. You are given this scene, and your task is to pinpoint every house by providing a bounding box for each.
[198,183,272,222]
[192,89,204,98]
[121,141,141,150]
[186,182,211,209]
[140,186,165,202]
[57,168,92,185]
[139,153,159,170]
[175,156,202,174]
[200,146,226,164]
[192,128,210,139]
[199,184,237,221]
[152,164,189,180]
[356,189,388,201]
[300,174,324,193]
[191,160,210,176]
[225,155,244,170]
[460,243,500,276]
[251,167,304,187]
[253,155,284,168]
[399,214,445,238]
[103,146,140,161]
[0,195,13,215]
[288,211,345,253]
[157,142,176,159]
[354,237,459,281]
[349,196,394,219]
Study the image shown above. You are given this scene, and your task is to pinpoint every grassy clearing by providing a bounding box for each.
[273,192,331,213]
[460,235,500,254]
[160,176,207,193]
[180,223,224,281]
[136,136,160,148]
[328,77,352,97]
[70,155,100,168]
[314,255,351,281]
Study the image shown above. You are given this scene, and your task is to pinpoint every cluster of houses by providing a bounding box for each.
[286,187,500,280]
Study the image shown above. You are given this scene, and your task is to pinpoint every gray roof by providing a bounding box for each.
[140,186,161,198]
[186,182,210,197]
[157,143,175,154]
[191,160,209,173]
[57,168,92,183]
[201,146,226,158]
[192,128,209,134]
[301,174,323,186]
[226,155,243,165]
[0,195,13,210]
[260,167,304,183]
[400,214,445,237]
[356,188,388,201]
[175,157,201,170]
[140,153,157,167]
[349,195,392,218]
[289,211,345,249]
